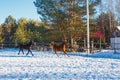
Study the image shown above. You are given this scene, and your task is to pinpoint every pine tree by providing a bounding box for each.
[34,0,101,46]
[14,18,28,43]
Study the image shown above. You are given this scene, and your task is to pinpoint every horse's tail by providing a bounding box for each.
[15,43,22,48]
[15,43,19,48]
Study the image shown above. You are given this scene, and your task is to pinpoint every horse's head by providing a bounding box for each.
[62,39,67,45]
[49,42,54,48]
[26,39,34,46]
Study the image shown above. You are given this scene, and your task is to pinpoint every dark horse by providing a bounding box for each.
[18,39,34,56]
[50,40,69,57]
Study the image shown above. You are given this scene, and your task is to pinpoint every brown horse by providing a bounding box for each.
[18,39,34,56]
[50,40,69,57]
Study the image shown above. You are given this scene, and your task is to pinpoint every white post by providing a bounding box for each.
[114,36,116,54]
[86,0,90,53]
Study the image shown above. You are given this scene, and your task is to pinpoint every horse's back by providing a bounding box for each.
[53,42,66,52]
[18,41,32,49]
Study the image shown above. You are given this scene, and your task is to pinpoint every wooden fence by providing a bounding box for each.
[0,42,111,53]
[0,43,52,51]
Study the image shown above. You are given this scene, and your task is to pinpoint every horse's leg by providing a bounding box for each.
[26,49,29,56]
[21,49,24,55]
[18,49,21,55]
[26,49,34,56]
[63,51,70,57]
[54,51,59,57]
[30,50,34,56]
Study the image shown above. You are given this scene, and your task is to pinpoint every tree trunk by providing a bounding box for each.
[84,37,86,49]
[100,38,101,51]
[70,35,74,48]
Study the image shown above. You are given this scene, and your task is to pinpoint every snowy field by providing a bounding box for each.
[0,48,120,80]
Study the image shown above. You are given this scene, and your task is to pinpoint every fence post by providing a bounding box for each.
[90,41,94,53]
[114,37,116,54]
[2,43,3,49]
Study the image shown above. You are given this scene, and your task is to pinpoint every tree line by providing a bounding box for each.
[0,0,120,49]
[0,15,50,44]
[34,0,119,48]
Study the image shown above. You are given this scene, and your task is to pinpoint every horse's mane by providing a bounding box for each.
[26,39,32,46]
[18,40,32,46]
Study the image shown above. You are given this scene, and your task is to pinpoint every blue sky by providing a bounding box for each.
[0,0,39,24]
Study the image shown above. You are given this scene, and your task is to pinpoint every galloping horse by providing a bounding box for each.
[18,39,34,56]
[50,40,69,57]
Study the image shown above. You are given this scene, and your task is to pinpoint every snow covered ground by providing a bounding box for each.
[0,48,120,80]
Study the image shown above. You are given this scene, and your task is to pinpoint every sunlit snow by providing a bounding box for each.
[0,48,120,80]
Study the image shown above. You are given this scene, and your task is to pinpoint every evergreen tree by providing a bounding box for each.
[26,19,42,42]
[14,18,28,43]
[0,26,4,43]
[34,0,101,46]
[14,26,27,43]
[1,15,16,43]
[96,11,117,43]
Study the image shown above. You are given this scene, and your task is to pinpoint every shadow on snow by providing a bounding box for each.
[0,48,120,60]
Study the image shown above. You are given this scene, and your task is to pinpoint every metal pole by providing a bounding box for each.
[86,0,90,53]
